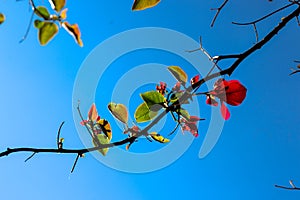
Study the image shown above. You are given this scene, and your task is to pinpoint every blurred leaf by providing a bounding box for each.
[178,108,190,120]
[88,103,98,121]
[49,0,66,12]
[34,19,44,29]
[60,8,68,20]
[170,92,189,104]
[134,102,158,123]
[62,22,83,47]
[97,119,112,140]
[0,13,5,25]
[132,0,161,11]
[35,6,51,20]
[38,22,58,45]
[150,132,170,143]
[168,66,188,85]
[108,102,128,124]
[92,134,110,156]
[140,91,165,111]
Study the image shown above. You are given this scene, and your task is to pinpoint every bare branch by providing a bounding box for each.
[210,0,229,27]
[186,37,222,75]
[232,2,295,26]
[275,180,300,190]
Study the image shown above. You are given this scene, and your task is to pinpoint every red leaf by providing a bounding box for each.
[80,120,88,125]
[88,104,98,121]
[220,102,230,120]
[191,74,200,88]
[206,95,218,106]
[172,82,181,92]
[225,80,247,106]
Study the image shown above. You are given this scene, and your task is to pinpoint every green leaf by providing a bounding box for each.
[0,13,5,25]
[34,20,44,29]
[49,0,66,12]
[168,66,188,85]
[132,0,161,11]
[140,91,165,111]
[108,102,128,124]
[38,22,58,45]
[35,6,51,20]
[92,134,110,156]
[134,102,158,123]
[177,108,190,120]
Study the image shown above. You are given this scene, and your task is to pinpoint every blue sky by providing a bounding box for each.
[1,0,300,199]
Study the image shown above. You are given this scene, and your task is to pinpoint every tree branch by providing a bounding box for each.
[275,180,300,190]
[209,4,300,77]
[210,0,229,27]
[1,2,299,172]
[0,136,137,158]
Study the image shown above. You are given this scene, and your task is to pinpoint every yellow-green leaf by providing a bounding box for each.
[62,22,83,47]
[92,134,110,156]
[178,108,190,120]
[97,119,112,141]
[0,13,5,25]
[168,66,188,85]
[134,102,158,123]
[34,20,44,29]
[150,132,170,143]
[38,22,58,45]
[35,6,51,20]
[132,0,161,11]
[49,0,66,12]
[60,8,68,20]
[140,91,165,111]
[108,102,128,124]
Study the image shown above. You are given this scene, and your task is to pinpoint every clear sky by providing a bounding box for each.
[1,0,300,199]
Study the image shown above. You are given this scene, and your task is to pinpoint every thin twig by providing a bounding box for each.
[24,152,36,162]
[76,101,94,139]
[210,0,229,27]
[168,122,180,136]
[57,121,65,149]
[186,37,222,75]
[70,154,80,173]
[19,11,34,43]
[275,180,300,190]
[232,2,295,26]
[253,23,259,42]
